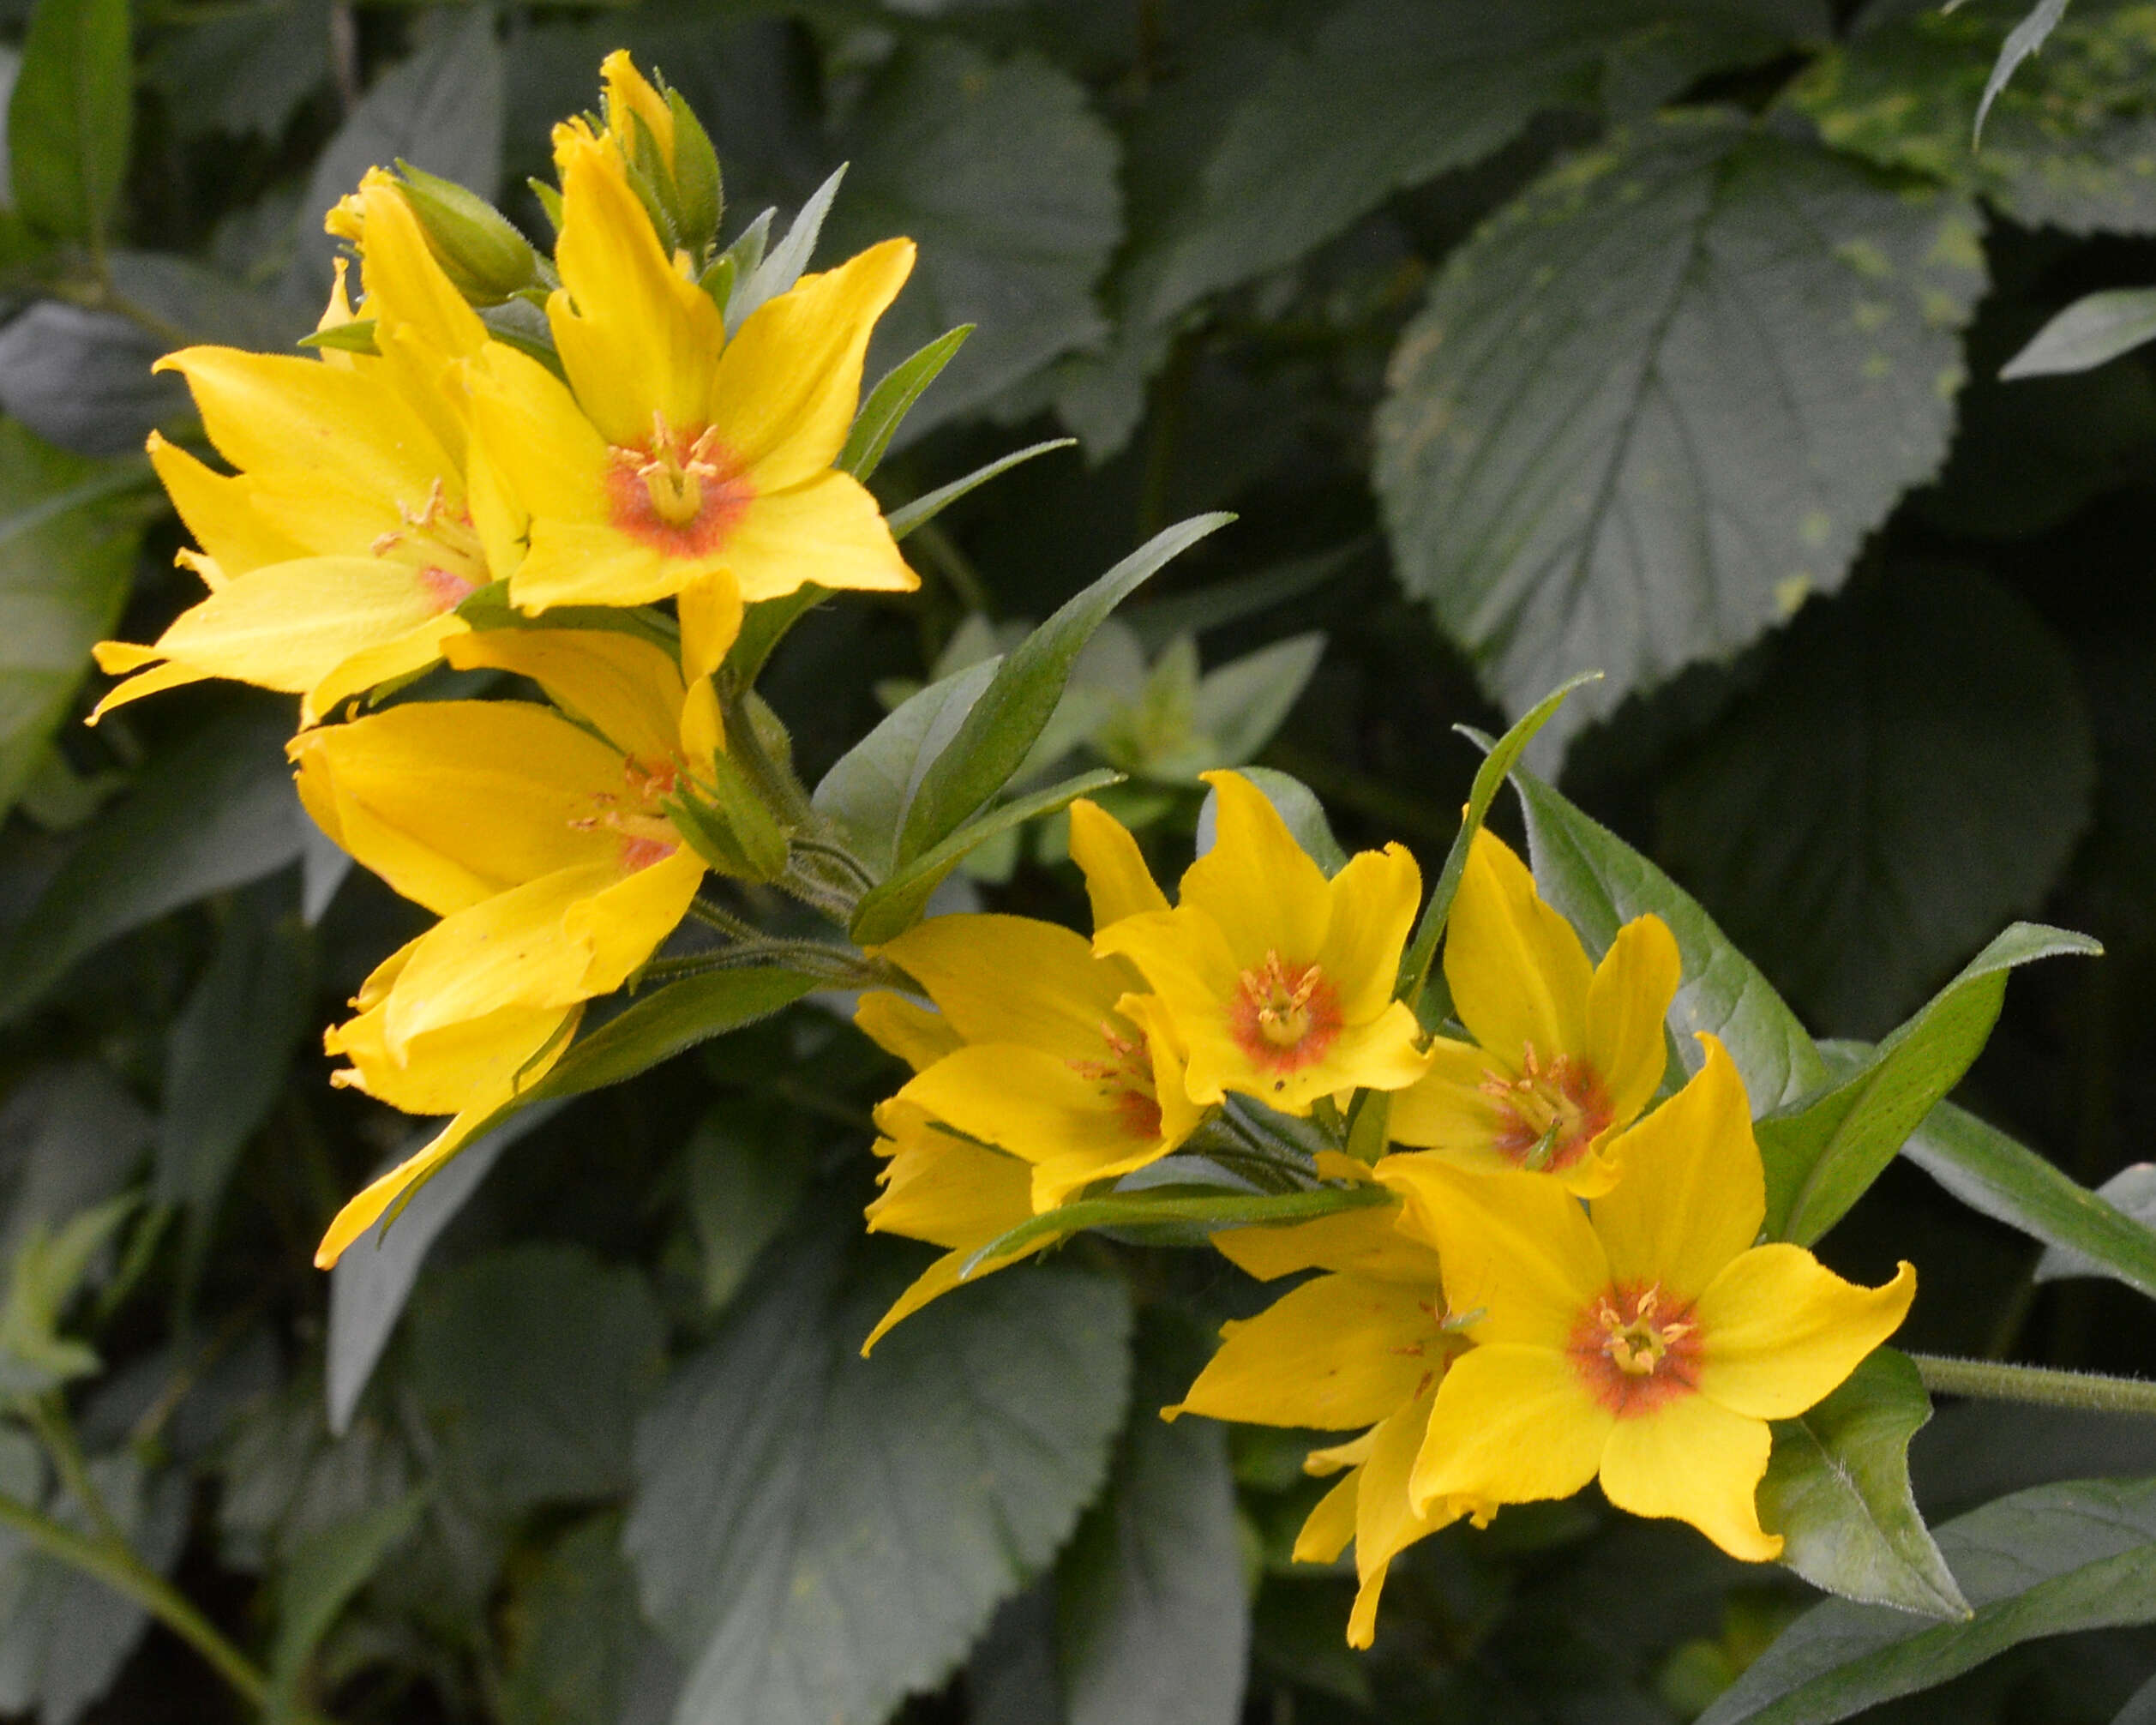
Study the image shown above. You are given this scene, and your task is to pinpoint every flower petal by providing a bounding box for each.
[511,518,673,610]
[1589,1034,1763,1301]
[147,431,304,576]
[1068,797,1168,929]
[1211,1201,1444,1286]
[1385,1035,1521,1167]
[722,470,915,604]
[1584,914,1680,1131]
[1695,1247,1916,1421]
[1179,770,1330,966]
[327,993,572,1116]
[303,611,469,725]
[1348,1384,1461,1649]
[559,844,706,997]
[444,628,685,765]
[854,991,961,1072]
[1293,1469,1360,1565]
[880,913,1126,1055]
[1318,841,1422,1024]
[467,342,612,530]
[1597,1391,1781,1561]
[1444,828,1593,1071]
[1409,1343,1608,1516]
[679,571,745,684]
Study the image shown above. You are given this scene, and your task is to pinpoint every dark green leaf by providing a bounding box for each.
[851,767,1123,945]
[1659,568,2095,1037]
[1757,923,2099,1244]
[7,0,129,242]
[1058,1313,1249,1725]
[828,41,1122,438]
[2117,1669,2156,1725]
[0,423,147,817]
[0,1061,150,1266]
[726,585,828,688]
[142,0,328,142]
[0,1193,132,1393]
[686,1105,811,1313]
[1758,1349,1969,1620]
[1979,0,2075,139]
[898,514,1231,863]
[884,437,1077,540]
[1376,113,1985,754]
[1699,1476,2156,1725]
[411,1244,664,1518]
[813,657,1001,881]
[2002,287,2156,379]
[267,1491,426,1719]
[624,1204,1132,1725]
[2035,1163,2156,1286]
[839,325,973,482]
[1191,649,1327,777]
[503,1514,664,1725]
[1514,766,1829,1111]
[0,704,315,1026]
[1900,1096,2156,1302]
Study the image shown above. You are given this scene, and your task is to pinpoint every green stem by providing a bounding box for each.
[1910,1352,2156,1415]
[28,1397,125,1553]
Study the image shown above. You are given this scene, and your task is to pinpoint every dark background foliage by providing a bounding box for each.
[0,0,2154,1721]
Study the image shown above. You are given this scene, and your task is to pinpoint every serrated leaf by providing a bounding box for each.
[2001,286,2156,378]
[7,0,129,242]
[1376,113,1985,756]
[1513,765,1829,1111]
[898,514,1231,864]
[1900,1096,2156,1301]
[1659,568,2095,1037]
[1757,923,2099,1244]
[1700,1476,2156,1725]
[1758,1349,1968,1620]
[624,1204,1133,1725]
[840,324,972,482]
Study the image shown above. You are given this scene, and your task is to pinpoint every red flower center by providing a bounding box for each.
[1066,1019,1165,1142]
[568,754,688,874]
[605,415,753,557]
[1481,1043,1613,1172]
[374,478,486,604]
[1570,1283,1702,1417]
[1228,951,1342,1080]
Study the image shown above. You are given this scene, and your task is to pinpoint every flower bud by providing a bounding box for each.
[392,161,542,304]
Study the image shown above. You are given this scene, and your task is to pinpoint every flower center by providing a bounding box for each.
[1570,1283,1702,1415]
[1227,951,1344,1079]
[1481,1043,1613,1172]
[1066,1019,1164,1141]
[372,478,486,606]
[568,754,688,872]
[605,413,753,556]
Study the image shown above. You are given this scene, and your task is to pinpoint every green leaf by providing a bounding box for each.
[1191,635,1327,769]
[0,704,315,1026]
[1899,1096,2156,1302]
[813,657,1001,881]
[839,325,973,482]
[1756,923,2099,1244]
[266,1491,427,1721]
[141,0,328,142]
[686,1104,811,1313]
[411,1244,665,1519]
[1757,1349,1969,1620]
[852,767,1122,945]
[964,1183,1395,1278]
[1513,766,1829,1112]
[898,514,1231,864]
[1698,1476,2156,1725]
[2034,1163,2156,1286]
[1375,112,1985,755]
[1787,2,2156,235]
[884,438,1077,541]
[7,0,129,242]
[2001,286,2156,378]
[1058,1312,1250,1725]
[0,1193,133,1394]
[726,167,843,333]
[1658,568,2095,1037]
[502,1514,659,1725]
[1198,767,1345,875]
[1979,0,2075,139]
[624,1205,1132,1725]
[828,41,1122,438]
[0,424,146,819]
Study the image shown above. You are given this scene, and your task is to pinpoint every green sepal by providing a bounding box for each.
[666,752,790,884]
[665,87,724,257]
[528,177,565,236]
[393,159,542,302]
[300,319,381,355]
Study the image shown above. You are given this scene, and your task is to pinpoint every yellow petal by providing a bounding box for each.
[147,430,305,576]
[1349,1384,1461,1649]
[867,1119,1033,1251]
[1589,1035,1763,1301]
[721,470,915,604]
[679,571,745,684]
[1378,1154,1608,1351]
[709,238,916,491]
[1294,1469,1360,1565]
[303,610,469,726]
[600,50,675,166]
[1169,1274,1444,1430]
[1178,771,1330,968]
[87,656,213,723]
[559,844,705,997]
[1695,1248,1916,1421]
[854,991,961,1072]
[1068,798,1168,929]
[1386,1036,1516,1171]
[1597,1391,1781,1561]
[880,913,1127,1055]
[1409,1343,1608,1516]
[444,628,686,765]
[467,342,611,529]
[1444,828,1593,1073]
[1305,1428,1378,1476]
[349,170,487,359]
[1584,914,1680,1131]
[316,1120,472,1268]
[510,518,672,611]
[550,127,724,447]
[327,994,574,1116]
[1118,992,1207,1148]
[1318,842,1422,1024]
[1211,1201,1444,1286]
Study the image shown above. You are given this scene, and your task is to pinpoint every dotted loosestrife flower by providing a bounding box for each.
[466,122,916,678]
[299,630,720,1265]
[1094,772,1427,1115]
[860,801,1201,1214]
[1380,1036,1915,1560]
[1172,1192,1485,1647]
[1387,829,1679,1195]
[93,174,492,725]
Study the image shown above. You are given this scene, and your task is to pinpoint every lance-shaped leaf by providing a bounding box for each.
[1513,766,1829,1111]
[814,658,1000,881]
[2002,288,2156,380]
[841,325,973,482]
[884,438,1077,541]
[7,0,130,243]
[1756,923,2100,1245]
[898,514,1232,864]
[1757,1349,1968,1621]
[2035,1164,2156,1288]
[1898,1097,2156,1302]
[1700,1476,2156,1725]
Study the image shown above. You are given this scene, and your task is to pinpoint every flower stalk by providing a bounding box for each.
[1910,1352,2156,1416]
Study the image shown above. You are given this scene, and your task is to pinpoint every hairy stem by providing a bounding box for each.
[1910,1352,2156,1415]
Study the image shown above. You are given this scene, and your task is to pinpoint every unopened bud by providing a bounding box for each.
[393,160,542,303]
[666,749,790,883]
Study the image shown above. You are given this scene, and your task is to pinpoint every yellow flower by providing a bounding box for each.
[93,175,493,725]
[1387,829,1679,1195]
[1169,1192,1485,1647]
[1379,1036,1916,1561]
[466,123,916,679]
[595,50,677,173]
[1094,771,1428,1115]
[858,800,1201,1212]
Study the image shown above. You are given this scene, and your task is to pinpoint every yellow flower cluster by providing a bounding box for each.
[864,782,1916,1648]
[93,54,919,1266]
